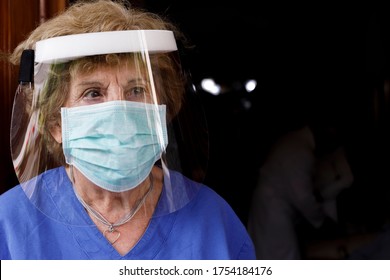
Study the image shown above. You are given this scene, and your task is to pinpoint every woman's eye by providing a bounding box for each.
[132,86,146,95]
[125,86,148,101]
[83,89,103,99]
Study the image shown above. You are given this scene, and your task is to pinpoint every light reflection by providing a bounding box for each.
[200,78,221,95]
[245,79,257,92]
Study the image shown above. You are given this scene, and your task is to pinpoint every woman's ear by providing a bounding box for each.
[50,123,62,144]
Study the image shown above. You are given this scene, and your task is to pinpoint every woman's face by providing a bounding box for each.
[50,60,155,144]
[65,62,153,108]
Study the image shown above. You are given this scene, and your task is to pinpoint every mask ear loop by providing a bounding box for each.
[69,165,75,184]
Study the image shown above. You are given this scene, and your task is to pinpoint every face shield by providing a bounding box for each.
[10,30,209,226]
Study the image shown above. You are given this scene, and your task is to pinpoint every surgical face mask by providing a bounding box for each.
[61,100,168,192]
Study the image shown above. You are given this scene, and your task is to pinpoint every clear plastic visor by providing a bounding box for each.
[10,30,206,227]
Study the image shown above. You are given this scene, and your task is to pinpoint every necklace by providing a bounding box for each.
[74,171,154,245]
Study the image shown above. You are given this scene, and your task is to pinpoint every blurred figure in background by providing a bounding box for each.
[247,121,354,259]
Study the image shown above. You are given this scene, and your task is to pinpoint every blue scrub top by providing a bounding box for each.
[0,167,255,260]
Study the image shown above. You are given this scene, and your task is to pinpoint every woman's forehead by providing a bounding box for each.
[72,54,142,69]
[70,58,148,81]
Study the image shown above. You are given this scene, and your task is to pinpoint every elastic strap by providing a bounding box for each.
[18,49,34,83]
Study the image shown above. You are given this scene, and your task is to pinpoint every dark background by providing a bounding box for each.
[141,1,390,230]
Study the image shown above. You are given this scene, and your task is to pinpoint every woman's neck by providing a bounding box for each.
[66,165,152,214]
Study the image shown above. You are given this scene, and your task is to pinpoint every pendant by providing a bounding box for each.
[104,226,121,245]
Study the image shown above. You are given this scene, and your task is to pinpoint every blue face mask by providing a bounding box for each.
[61,100,168,192]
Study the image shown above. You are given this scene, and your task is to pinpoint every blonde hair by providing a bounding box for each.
[10,0,188,167]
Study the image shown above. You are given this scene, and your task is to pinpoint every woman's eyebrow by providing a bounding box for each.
[73,77,147,88]
[126,78,146,84]
[75,80,104,87]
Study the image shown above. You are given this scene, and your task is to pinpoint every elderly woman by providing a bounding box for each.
[0,0,255,260]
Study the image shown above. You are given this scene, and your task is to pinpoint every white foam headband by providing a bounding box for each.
[35,30,177,63]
